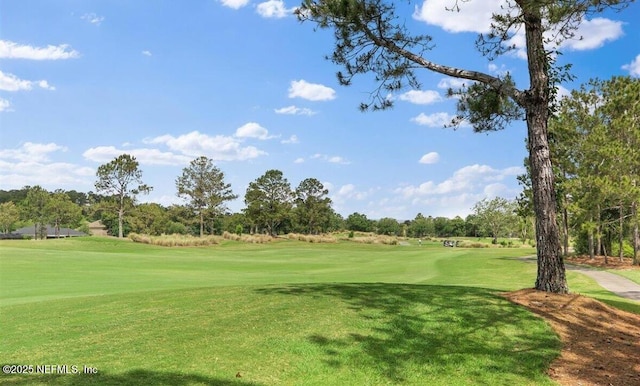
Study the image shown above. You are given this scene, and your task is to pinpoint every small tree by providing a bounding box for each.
[345,212,373,232]
[21,186,51,239]
[176,156,237,237]
[47,191,83,237]
[473,197,518,244]
[294,178,333,234]
[0,201,20,234]
[376,217,400,236]
[95,154,151,238]
[244,170,293,236]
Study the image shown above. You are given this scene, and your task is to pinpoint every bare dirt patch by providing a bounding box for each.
[504,289,640,386]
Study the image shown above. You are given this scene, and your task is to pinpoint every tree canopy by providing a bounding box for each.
[244,169,293,236]
[95,154,151,238]
[176,156,238,237]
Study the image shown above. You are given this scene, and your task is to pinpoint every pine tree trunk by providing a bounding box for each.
[596,207,602,256]
[118,208,124,239]
[528,111,567,293]
[633,202,638,265]
[522,6,568,293]
[562,206,569,256]
[588,231,595,259]
[618,202,624,261]
[200,212,204,238]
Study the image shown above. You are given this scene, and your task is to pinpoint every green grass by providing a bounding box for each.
[0,236,628,385]
[607,268,640,285]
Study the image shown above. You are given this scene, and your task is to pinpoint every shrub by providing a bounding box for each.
[612,240,635,258]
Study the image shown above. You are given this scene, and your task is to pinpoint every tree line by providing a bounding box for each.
[0,154,523,241]
[519,76,640,265]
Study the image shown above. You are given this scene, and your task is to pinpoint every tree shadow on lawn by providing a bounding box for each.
[0,369,262,386]
[255,283,559,384]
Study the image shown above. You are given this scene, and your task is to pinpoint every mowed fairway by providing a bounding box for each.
[1,238,560,385]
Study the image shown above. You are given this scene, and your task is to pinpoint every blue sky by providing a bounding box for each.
[1,0,639,220]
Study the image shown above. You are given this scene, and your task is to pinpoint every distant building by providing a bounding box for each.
[8,225,87,239]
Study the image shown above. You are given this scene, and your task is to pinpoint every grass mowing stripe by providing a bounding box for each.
[0,238,538,306]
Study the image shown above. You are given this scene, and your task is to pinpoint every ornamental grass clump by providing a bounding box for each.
[222,231,272,244]
[128,233,219,247]
[287,233,337,243]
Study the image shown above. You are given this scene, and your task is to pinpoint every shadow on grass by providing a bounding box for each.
[255,283,559,384]
[0,369,262,386]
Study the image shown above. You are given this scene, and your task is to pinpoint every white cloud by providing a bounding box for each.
[235,122,274,140]
[0,142,91,189]
[503,18,624,59]
[37,80,55,90]
[413,2,623,60]
[311,153,350,164]
[81,13,105,26]
[437,78,470,89]
[220,0,250,9]
[142,50,152,57]
[396,164,523,198]
[0,98,10,112]
[487,63,509,76]
[0,39,80,60]
[397,90,442,105]
[328,156,348,164]
[83,146,193,165]
[257,0,293,18]
[411,112,462,128]
[507,17,623,59]
[0,71,32,91]
[294,157,305,164]
[139,194,182,207]
[554,84,571,100]
[334,184,372,202]
[419,152,440,164]
[0,70,55,92]
[274,105,317,115]
[144,130,267,161]
[413,0,503,34]
[505,32,528,59]
[562,18,623,51]
[288,80,336,101]
[0,160,94,190]
[380,164,524,218]
[622,54,640,77]
[281,135,299,144]
[0,142,67,162]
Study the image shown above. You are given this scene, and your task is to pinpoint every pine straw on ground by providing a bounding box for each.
[566,255,640,270]
[504,287,640,386]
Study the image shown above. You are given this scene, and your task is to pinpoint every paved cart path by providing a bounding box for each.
[567,265,640,302]
[519,256,640,302]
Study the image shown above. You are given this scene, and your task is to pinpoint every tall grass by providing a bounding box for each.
[221,231,272,243]
[287,233,337,243]
[128,232,219,247]
[346,234,399,245]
